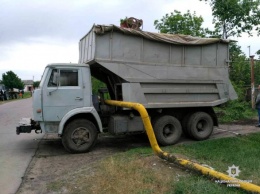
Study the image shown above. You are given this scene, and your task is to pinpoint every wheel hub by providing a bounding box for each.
[71,127,90,146]
[163,124,174,137]
[197,120,207,132]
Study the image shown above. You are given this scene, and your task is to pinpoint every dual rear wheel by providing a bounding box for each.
[153,115,182,146]
[186,112,214,140]
[153,112,214,146]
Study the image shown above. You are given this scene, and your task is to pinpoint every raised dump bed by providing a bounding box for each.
[79,25,237,108]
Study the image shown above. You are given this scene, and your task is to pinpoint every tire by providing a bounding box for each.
[153,115,182,146]
[187,112,213,140]
[62,119,98,153]
[181,112,193,137]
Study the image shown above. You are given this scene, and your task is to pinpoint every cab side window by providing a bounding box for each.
[47,69,79,87]
[60,70,78,86]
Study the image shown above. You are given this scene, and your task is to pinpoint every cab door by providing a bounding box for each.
[42,67,84,121]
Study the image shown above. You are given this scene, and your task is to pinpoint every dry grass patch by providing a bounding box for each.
[47,155,187,194]
[46,133,260,194]
[88,156,179,194]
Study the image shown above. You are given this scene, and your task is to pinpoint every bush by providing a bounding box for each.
[215,81,256,123]
[215,100,255,123]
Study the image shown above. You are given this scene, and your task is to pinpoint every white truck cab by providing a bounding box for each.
[17,63,103,153]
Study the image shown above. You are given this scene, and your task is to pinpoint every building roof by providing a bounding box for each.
[23,80,33,85]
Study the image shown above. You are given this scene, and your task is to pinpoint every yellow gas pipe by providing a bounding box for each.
[105,100,260,193]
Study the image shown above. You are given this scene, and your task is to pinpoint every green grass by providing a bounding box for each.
[214,100,256,123]
[165,134,260,184]
[47,133,260,194]
[22,91,32,98]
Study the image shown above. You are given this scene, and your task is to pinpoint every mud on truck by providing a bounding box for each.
[16,25,237,153]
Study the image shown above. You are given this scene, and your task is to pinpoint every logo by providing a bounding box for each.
[227,164,241,178]
[215,165,252,187]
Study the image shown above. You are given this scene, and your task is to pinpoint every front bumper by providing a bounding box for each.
[16,118,42,135]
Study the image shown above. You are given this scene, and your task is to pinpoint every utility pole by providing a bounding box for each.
[250,55,255,109]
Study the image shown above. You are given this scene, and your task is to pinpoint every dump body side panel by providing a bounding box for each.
[79,28,96,64]
[80,31,229,67]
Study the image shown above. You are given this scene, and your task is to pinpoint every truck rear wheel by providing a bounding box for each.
[153,115,182,146]
[62,119,98,153]
[187,112,213,140]
[181,112,194,137]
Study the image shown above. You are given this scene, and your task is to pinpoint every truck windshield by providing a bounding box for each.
[39,67,49,88]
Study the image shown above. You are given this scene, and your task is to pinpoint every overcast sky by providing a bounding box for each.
[0,0,259,81]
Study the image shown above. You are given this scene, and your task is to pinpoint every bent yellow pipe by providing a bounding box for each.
[105,100,260,193]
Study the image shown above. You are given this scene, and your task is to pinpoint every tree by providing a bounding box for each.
[33,81,40,89]
[91,77,106,95]
[2,71,24,90]
[256,49,260,59]
[154,10,217,37]
[229,42,244,62]
[229,55,249,84]
[200,0,260,39]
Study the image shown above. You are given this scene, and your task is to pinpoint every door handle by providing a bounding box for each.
[75,97,83,100]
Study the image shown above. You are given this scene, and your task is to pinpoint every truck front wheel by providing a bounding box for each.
[187,112,213,140]
[153,115,182,146]
[62,119,98,153]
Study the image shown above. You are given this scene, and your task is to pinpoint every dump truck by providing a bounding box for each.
[16,25,237,153]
